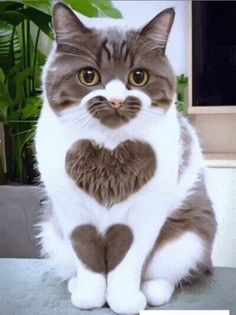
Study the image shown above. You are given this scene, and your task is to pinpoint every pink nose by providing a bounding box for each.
[110,98,124,108]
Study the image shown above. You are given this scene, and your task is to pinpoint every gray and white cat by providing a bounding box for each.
[35,3,217,314]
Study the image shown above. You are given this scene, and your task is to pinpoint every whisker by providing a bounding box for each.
[70,115,93,129]
[57,41,95,59]
[88,104,107,111]
[142,107,165,115]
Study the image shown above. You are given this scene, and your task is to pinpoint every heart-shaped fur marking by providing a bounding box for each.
[65,139,156,207]
[71,224,133,273]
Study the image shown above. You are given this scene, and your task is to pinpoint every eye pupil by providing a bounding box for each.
[133,70,144,84]
[84,69,94,83]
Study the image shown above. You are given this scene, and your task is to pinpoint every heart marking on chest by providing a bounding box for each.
[65,139,156,207]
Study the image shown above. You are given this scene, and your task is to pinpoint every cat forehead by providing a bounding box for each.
[97,27,138,65]
[52,26,141,70]
[100,27,136,47]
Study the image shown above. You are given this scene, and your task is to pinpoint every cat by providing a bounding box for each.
[35,2,217,314]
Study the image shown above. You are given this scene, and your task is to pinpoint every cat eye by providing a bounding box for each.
[128,69,149,87]
[78,68,100,86]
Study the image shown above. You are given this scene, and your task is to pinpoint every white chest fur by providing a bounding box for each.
[36,99,182,233]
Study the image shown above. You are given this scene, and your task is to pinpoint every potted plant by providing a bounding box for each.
[0,0,122,185]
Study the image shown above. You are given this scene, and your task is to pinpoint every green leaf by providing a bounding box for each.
[64,0,98,17]
[20,96,42,119]
[23,7,53,38]
[92,0,122,18]
[6,0,52,15]
[176,74,188,115]
[0,96,12,121]
[64,0,122,18]
[13,66,34,102]
[7,109,21,121]
[12,65,41,103]
[0,10,25,25]
[0,21,21,72]
[19,127,35,152]
[0,81,13,104]
[0,94,13,108]
[0,138,7,174]
[0,67,5,82]
[23,0,52,15]
[0,2,23,14]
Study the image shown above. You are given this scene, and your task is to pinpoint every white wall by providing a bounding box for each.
[79,1,188,75]
[207,168,236,268]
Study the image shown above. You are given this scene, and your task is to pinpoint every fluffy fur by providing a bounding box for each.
[35,3,216,314]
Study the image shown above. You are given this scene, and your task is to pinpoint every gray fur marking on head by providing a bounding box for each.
[45,3,176,121]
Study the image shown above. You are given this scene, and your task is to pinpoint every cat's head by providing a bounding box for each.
[44,2,176,129]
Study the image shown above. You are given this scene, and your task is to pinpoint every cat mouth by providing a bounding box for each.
[87,96,141,128]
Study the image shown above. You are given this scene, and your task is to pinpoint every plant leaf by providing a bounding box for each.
[91,0,122,18]
[23,0,52,15]
[0,81,13,103]
[0,10,25,25]
[23,7,53,38]
[64,0,98,17]
[0,2,23,14]
[0,67,5,82]
[20,96,42,119]
[0,21,21,72]
[176,74,188,114]
[0,136,7,174]
[7,0,52,15]
[19,127,35,152]
[0,96,12,121]
[64,0,122,18]
[13,66,34,103]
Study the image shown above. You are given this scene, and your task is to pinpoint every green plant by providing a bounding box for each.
[0,0,122,184]
[176,74,188,114]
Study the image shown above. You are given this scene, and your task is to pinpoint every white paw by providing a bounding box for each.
[68,276,106,309]
[107,290,147,314]
[68,277,76,294]
[141,279,174,306]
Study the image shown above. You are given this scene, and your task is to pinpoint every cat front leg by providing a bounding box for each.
[106,205,168,315]
[68,265,106,309]
[69,224,106,309]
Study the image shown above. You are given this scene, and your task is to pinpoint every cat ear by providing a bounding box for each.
[52,2,91,42]
[140,8,175,52]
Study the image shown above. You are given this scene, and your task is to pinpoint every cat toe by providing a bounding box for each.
[71,289,106,310]
[107,290,147,314]
[141,279,174,306]
[69,277,106,309]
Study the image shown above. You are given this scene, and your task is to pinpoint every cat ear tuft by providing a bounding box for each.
[52,2,91,42]
[140,8,175,52]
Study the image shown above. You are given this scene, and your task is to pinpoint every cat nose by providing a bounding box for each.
[110,98,124,108]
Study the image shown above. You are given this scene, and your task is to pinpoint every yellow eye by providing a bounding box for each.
[128,69,149,86]
[78,68,100,86]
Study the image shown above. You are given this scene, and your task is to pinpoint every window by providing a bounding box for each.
[192,1,236,107]
[188,1,236,161]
